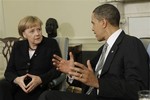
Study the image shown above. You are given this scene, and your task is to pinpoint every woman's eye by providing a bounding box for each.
[29,30,34,33]
[38,28,41,31]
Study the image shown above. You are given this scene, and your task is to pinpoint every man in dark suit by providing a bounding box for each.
[38,4,149,100]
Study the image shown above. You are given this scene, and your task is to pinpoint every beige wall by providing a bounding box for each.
[0,0,5,37]
[0,0,150,51]
[2,0,99,38]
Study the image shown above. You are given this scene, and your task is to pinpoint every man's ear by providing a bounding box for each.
[102,19,107,28]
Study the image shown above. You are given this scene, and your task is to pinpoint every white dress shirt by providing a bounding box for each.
[95,29,122,75]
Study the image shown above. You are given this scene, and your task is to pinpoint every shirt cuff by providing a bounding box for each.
[67,74,74,83]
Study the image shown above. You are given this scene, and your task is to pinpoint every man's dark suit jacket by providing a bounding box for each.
[4,36,61,88]
[82,31,149,100]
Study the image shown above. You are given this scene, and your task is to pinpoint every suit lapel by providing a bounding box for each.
[21,40,30,61]
[100,31,126,76]
[19,37,45,63]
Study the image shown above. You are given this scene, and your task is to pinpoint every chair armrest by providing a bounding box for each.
[48,73,66,89]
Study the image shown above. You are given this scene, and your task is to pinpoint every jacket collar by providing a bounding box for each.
[21,36,46,60]
[100,31,126,76]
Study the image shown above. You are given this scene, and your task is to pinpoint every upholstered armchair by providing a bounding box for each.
[0,36,69,91]
[139,37,150,89]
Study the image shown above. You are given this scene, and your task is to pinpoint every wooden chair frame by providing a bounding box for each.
[0,37,21,64]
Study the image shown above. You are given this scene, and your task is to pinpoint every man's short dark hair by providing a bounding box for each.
[93,4,120,27]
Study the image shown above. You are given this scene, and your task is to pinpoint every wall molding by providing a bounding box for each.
[69,38,104,51]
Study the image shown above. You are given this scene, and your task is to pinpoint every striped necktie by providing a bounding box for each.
[86,43,108,95]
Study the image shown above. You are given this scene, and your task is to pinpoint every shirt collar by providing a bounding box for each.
[106,29,122,48]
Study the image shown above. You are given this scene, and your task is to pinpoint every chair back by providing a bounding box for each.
[0,37,21,78]
[55,37,69,60]
[0,37,21,64]
[48,37,69,91]
[140,37,150,50]
[139,37,150,89]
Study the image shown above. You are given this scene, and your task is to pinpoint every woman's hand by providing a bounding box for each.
[13,74,42,93]
[13,74,28,93]
[25,74,42,93]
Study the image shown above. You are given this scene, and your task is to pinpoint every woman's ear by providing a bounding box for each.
[22,32,26,39]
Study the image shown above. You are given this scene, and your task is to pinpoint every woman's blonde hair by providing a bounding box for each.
[18,16,43,37]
